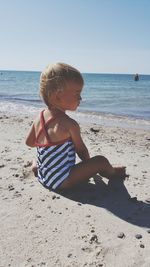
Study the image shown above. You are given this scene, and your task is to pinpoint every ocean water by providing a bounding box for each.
[0,70,150,130]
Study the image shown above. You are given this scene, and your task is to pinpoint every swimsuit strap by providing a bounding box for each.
[40,110,56,143]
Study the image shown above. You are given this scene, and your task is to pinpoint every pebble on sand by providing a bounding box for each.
[117,232,125,239]
[89,234,98,244]
[135,234,142,239]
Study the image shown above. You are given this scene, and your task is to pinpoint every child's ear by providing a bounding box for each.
[55,90,63,102]
[51,90,62,104]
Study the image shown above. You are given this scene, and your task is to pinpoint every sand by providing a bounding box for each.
[0,111,150,267]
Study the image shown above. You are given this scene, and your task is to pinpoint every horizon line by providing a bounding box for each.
[0,69,149,76]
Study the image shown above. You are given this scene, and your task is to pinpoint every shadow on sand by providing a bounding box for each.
[56,175,150,228]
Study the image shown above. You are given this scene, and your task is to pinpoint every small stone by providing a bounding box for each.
[67,253,72,258]
[90,234,98,243]
[77,202,82,206]
[52,195,56,200]
[8,185,15,191]
[96,251,101,257]
[24,161,32,168]
[140,243,145,248]
[0,164,5,168]
[36,215,41,218]
[90,127,99,133]
[135,234,142,239]
[81,246,92,252]
[147,229,150,233]
[117,232,125,239]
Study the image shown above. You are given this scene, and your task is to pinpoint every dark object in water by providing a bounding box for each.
[134,73,139,81]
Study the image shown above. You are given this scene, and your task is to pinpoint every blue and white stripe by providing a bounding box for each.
[37,140,76,190]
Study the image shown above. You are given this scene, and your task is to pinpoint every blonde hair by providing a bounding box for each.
[40,62,84,107]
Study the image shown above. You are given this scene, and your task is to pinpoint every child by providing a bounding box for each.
[25,63,126,191]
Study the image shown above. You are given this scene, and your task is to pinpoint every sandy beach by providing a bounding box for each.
[0,112,150,267]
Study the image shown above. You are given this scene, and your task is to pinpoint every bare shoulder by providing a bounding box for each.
[63,114,80,132]
[34,113,40,124]
[26,113,41,147]
[32,113,41,133]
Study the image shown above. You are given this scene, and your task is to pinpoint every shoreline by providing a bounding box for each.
[1,101,150,131]
[0,112,150,266]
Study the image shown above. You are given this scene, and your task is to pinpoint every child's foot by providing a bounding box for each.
[110,166,126,180]
[31,160,38,177]
[108,167,128,188]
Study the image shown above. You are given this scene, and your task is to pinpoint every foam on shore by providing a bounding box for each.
[1,100,150,130]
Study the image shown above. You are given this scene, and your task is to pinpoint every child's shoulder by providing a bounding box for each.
[34,113,40,124]
[63,114,80,131]
[32,113,41,132]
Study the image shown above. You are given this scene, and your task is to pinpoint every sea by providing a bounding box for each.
[0,70,150,130]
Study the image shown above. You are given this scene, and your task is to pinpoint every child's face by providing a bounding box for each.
[57,81,83,111]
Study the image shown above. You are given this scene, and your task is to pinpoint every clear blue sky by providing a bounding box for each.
[0,0,150,74]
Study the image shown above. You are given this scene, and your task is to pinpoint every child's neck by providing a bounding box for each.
[47,106,66,117]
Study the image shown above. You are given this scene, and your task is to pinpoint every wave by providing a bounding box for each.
[0,77,16,82]
[10,97,41,103]
[68,110,150,130]
[0,95,41,103]
[0,101,42,115]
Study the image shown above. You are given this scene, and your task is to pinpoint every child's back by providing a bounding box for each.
[33,109,76,190]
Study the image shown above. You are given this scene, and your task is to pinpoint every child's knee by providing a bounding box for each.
[94,155,108,165]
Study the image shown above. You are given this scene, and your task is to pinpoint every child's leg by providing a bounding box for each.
[60,155,126,189]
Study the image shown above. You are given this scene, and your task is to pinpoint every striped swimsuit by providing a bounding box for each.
[35,111,76,190]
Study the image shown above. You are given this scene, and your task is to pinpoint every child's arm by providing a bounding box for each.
[69,120,90,161]
[25,123,36,147]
